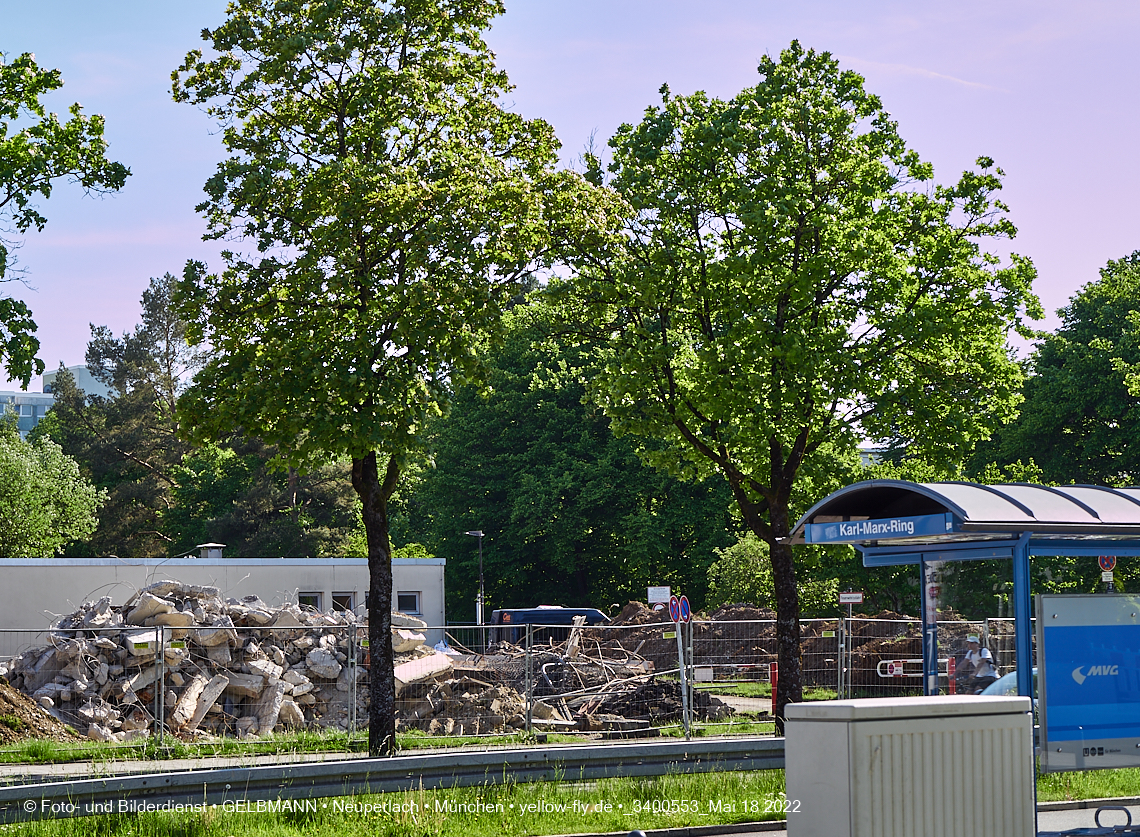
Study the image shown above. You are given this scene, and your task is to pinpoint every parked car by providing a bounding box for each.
[488,606,609,645]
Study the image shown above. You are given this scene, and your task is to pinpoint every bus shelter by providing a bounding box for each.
[785,480,1140,700]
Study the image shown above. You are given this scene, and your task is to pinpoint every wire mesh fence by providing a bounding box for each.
[0,612,1033,748]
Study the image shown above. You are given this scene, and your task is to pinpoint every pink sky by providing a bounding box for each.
[4,0,1139,389]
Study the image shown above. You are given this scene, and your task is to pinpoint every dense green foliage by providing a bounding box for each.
[0,417,102,556]
[707,533,840,617]
[0,51,129,385]
[412,302,734,620]
[172,0,613,755]
[564,42,1040,715]
[973,252,1140,486]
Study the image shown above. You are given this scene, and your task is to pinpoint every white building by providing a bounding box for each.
[0,556,446,642]
[0,365,113,439]
[42,365,113,399]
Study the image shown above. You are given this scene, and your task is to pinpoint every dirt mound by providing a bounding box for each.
[609,601,671,626]
[706,604,777,621]
[0,682,79,744]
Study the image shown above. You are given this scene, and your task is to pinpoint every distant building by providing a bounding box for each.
[1,365,112,438]
[43,365,113,399]
[0,391,54,438]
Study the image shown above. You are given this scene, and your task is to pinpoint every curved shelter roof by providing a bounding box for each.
[786,479,1140,546]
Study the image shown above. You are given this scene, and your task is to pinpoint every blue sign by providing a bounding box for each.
[804,513,953,544]
[1038,594,1140,772]
[1042,625,1140,742]
[1100,555,1117,572]
[669,595,680,623]
[679,595,691,623]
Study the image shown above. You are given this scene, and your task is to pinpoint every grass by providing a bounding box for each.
[1037,767,1140,803]
[700,681,837,701]
[0,768,788,837]
[7,765,1140,837]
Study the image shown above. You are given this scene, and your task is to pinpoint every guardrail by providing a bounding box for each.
[0,737,786,823]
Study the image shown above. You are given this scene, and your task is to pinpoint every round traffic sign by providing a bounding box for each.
[679,595,691,623]
[1100,555,1117,572]
[669,595,680,622]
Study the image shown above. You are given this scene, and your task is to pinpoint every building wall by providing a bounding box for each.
[0,557,446,642]
[0,391,54,438]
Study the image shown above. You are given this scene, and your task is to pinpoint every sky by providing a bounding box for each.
[3,0,1139,390]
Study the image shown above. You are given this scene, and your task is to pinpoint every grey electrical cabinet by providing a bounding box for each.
[785,695,1034,837]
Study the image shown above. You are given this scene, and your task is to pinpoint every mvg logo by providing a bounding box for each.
[1072,665,1120,685]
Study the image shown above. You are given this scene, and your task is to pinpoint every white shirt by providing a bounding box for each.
[965,647,996,678]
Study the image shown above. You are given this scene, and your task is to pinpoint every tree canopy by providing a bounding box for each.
[412,300,734,620]
[973,251,1140,485]
[564,42,1040,722]
[0,416,103,557]
[0,51,129,385]
[172,0,611,755]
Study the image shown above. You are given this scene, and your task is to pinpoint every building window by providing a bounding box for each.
[20,405,32,416]
[331,592,354,612]
[298,592,322,611]
[396,591,421,615]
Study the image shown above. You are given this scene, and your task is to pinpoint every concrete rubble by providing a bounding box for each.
[0,580,441,742]
[0,590,745,744]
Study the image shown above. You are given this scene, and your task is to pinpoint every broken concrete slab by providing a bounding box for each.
[255,680,287,734]
[394,653,453,696]
[185,674,229,733]
[126,593,175,625]
[221,672,265,699]
[305,648,342,680]
[170,675,208,730]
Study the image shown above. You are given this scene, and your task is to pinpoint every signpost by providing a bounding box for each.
[1100,556,1117,591]
[670,594,691,738]
[837,591,863,698]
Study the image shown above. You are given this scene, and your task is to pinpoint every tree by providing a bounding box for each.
[565,42,1040,724]
[37,274,195,556]
[0,416,103,556]
[706,533,840,617]
[0,52,129,385]
[973,251,1140,485]
[413,300,734,619]
[172,0,610,755]
[164,438,363,557]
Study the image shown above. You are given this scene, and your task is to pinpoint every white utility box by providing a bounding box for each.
[785,695,1034,837]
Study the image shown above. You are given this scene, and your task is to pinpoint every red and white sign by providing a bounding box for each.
[886,660,906,677]
[839,592,864,604]
[1100,555,1117,572]
[669,595,681,623]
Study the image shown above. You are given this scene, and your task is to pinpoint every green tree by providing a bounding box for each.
[0,52,129,385]
[565,42,1040,722]
[707,533,841,618]
[172,0,611,755]
[974,252,1140,485]
[0,417,103,556]
[414,301,734,620]
[164,439,362,557]
[36,274,194,556]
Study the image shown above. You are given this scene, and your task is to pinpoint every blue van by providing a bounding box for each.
[488,606,609,645]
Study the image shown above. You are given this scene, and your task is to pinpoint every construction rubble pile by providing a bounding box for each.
[395,614,732,736]
[0,580,439,743]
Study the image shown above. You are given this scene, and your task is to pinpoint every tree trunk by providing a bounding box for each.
[726,476,804,734]
[352,451,400,757]
[767,498,802,735]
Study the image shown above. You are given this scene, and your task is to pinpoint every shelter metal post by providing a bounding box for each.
[920,556,940,696]
[1012,532,1033,700]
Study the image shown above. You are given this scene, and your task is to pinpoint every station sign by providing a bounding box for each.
[1037,593,1140,772]
[804,513,953,544]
